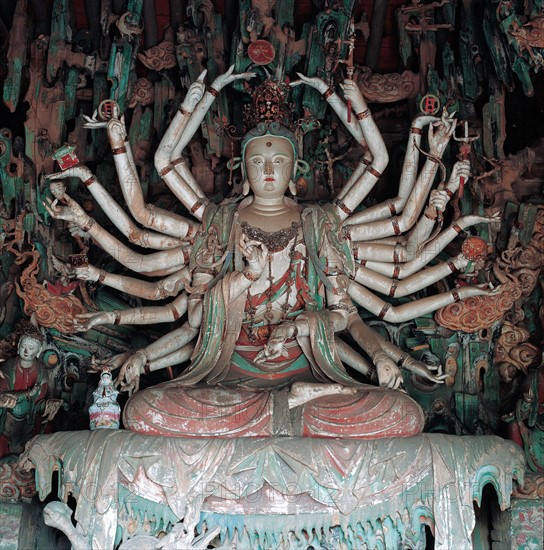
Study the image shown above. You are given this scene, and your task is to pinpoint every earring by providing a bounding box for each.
[288,180,297,196]
[242,180,250,196]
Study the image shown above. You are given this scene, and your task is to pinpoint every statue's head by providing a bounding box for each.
[241,123,297,198]
[240,122,310,197]
[18,332,44,364]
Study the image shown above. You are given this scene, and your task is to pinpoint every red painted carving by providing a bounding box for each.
[248,40,276,65]
[10,247,85,333]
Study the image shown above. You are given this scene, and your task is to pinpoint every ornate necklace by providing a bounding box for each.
[240,221,301,253]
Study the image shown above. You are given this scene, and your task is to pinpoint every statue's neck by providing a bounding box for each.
[17,357,35,370]
[239,196,300,232]
[250,196,289,215]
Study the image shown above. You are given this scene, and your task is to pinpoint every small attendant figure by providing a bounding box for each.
[89,368,121,430]
[0,331,63,457]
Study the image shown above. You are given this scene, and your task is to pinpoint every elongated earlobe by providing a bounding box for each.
[242,180,250,196]
[288,181,297,196]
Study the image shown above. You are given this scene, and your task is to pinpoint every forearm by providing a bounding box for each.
[104,294,189,326]
[112,142,196,238]
[83,219,189,273]
[146,342,196,371]
[347,116,437,224]
[353,255,467,297]
[348,280,489,323]
[97,268,188,300]
[348,159,440,241]
[143,322,198,361]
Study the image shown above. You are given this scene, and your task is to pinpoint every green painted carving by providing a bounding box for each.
[22,431,524,550]
[0,130,22,212]
[458,2,479,102]
[64,68,80,122]
[303,1,355,120]
[47,0,70,82]
[2,0,28,113]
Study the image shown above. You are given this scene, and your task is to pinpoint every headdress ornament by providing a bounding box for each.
[243,79,295,132]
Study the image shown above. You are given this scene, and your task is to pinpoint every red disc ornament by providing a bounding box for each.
[98,100,120,121]
[419,93,440,115]
[248,40,276,65]
[461,237,488,261]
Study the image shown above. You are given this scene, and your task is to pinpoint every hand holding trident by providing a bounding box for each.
[453,121,479,198]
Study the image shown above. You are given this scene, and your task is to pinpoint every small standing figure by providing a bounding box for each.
[0,331,63,457]
[89,369,121,430]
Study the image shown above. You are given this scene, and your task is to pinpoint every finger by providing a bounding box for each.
[225,64,234,76]
[196,69,207,82]
[243,239,262,248]
[289,80,303,87]
[75,312,96,320]
[43,202,55,217]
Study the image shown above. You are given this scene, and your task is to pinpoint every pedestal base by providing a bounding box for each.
[21,430,524,549]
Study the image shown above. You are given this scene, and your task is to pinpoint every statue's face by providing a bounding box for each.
[18,335,42,364]
[245,136,294,199]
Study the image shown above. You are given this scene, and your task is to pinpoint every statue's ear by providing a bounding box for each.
[288,181,297,196]
[242,180,250,196]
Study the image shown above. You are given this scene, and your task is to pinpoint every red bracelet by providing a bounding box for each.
[355,109,371,120]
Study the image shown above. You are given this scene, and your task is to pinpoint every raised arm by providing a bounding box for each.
[104,115,198,238]
[290,76,389,220]
[155,66,255,220]
[344,114,439,223]
[347,112,457,241]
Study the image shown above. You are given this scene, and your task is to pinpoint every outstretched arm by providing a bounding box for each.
[356,211,500,277]
[352,252,470,297]
[45,194,189,275]
[348,279,499,323]
[75,264,189,300]
[73,292,189,332]
[47,169,186,250]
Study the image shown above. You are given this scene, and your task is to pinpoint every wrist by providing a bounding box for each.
[81,217,95,232]
[242,267,261,282]
[110,311,121,325]
[424,207,438,221]
[322,87,335,100]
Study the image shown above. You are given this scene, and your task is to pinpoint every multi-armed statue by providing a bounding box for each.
[46,67,500,438]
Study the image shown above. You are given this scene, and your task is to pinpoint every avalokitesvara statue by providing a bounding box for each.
[21,67,524,550]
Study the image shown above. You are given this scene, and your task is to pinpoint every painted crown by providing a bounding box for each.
[243,79,295,132]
